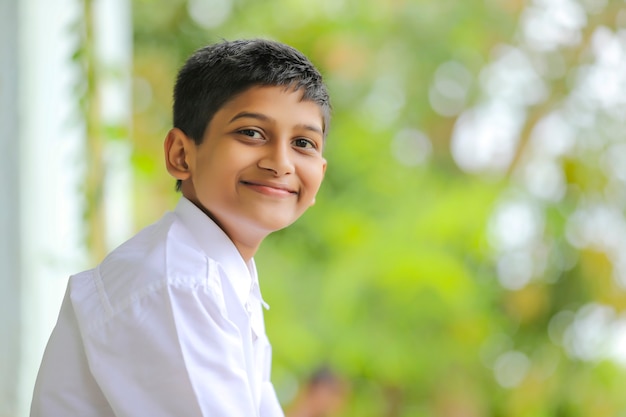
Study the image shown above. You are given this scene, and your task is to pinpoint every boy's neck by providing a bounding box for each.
[184,196,266,262]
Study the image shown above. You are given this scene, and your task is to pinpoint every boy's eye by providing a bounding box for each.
[239,129,263,139]
[293,138,316,149]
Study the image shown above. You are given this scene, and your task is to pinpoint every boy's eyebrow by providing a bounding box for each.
[229,111,323,135]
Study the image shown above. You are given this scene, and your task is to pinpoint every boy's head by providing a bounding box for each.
[165,39,330,258]
[173,38,330,143]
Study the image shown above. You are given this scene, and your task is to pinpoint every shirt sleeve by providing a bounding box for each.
[31,287,114,417]
[74,264,263,417]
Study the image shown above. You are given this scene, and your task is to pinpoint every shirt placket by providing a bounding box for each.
[247,280,268,341]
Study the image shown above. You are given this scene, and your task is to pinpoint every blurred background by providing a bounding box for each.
[3,0,626,416]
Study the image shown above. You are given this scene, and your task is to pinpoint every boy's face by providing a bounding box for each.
[167,85,327,253]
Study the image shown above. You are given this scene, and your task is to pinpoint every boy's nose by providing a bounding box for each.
[258,143,294,176]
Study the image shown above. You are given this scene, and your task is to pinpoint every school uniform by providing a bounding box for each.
[31,197,284,417]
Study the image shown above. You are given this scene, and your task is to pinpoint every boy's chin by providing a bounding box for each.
[257,211,307,235]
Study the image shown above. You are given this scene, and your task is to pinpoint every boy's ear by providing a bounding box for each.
[164,128,193,181]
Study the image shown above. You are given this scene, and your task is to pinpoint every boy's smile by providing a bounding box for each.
[240,179,298,197]
[165,85,327,259]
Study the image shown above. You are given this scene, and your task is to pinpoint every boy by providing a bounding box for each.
[30,38,330,417]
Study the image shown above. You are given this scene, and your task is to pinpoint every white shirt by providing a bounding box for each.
[31,197,285,417]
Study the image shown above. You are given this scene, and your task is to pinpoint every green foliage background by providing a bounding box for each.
[90,0,626,415]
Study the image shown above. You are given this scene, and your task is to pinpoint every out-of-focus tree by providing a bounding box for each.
[125,0,626,416]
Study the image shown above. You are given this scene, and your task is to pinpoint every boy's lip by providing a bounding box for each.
[240,180,298,195]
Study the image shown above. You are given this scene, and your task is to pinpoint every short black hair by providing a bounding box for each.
[172,38,331,191]
[174,39,330,140]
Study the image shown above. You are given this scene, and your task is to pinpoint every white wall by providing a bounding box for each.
[0,0,23,415]
[0,0,131,415]
[17,0,89,415]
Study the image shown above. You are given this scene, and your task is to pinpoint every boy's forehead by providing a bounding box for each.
[225,84,306,106]
[218,85,325,126]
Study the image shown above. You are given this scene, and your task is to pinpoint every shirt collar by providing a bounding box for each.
[174,197,267,309]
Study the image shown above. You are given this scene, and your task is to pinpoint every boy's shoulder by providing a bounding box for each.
[67,208,218,334]
[100,210,178,275]
[101,207,212,279]
[70,210,208,308]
